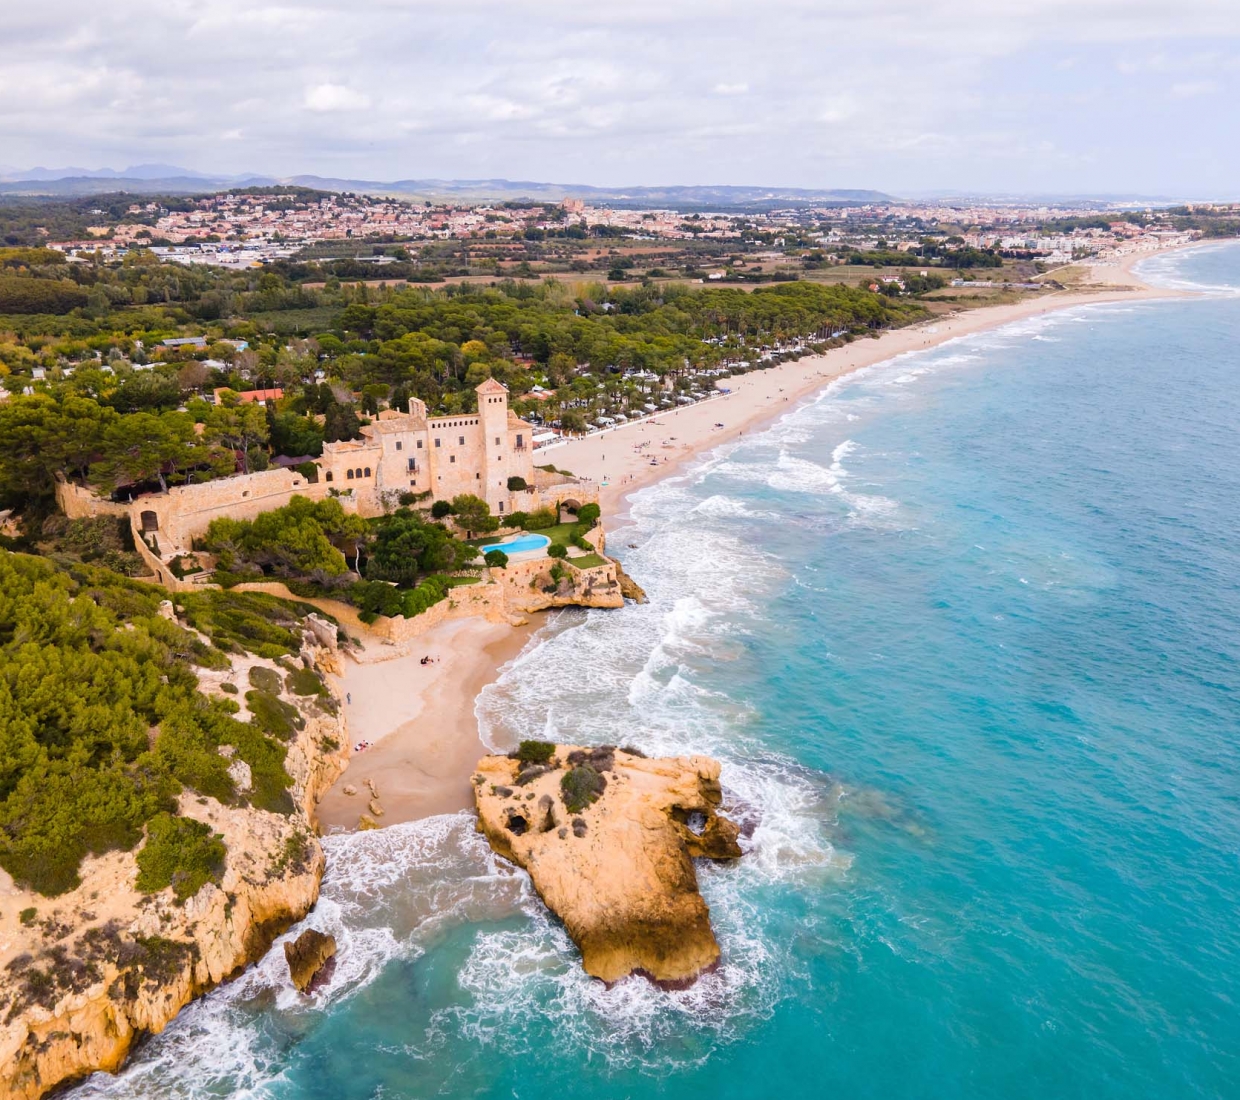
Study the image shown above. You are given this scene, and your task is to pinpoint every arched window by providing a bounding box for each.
[363,467,371,477]
[325,471,333,482]
[346,469,354,480]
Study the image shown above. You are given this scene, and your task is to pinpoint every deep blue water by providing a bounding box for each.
[79,244,1240,1100]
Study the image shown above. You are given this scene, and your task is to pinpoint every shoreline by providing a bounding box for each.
[316,615,542,829]
[315,246,1201,832]
[548,248,1197,530]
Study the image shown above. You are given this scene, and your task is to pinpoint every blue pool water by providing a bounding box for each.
[481,532,550,555]
[77,243,1240,1100]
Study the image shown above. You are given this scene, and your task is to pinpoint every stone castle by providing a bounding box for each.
[57,380,597,587]
[318,378,534,516]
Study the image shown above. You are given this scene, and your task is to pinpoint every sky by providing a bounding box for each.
[1,0,1239,197]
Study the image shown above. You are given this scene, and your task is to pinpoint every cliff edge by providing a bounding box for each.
[472,744,741,984]
[0,630,349,1100]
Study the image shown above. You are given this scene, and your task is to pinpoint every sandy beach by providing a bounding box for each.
[316,615,540,830]
[314,248,1191,833]
[549,251,1188,529]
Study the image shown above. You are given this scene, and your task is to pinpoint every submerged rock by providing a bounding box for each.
[284,929,337,993]
[472,745,742,984]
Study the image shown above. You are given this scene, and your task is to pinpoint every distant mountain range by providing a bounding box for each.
[0,167,892,209]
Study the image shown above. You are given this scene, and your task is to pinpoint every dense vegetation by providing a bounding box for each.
[0,552,322,896]
[0,237,924,510]
[201,495,479,621]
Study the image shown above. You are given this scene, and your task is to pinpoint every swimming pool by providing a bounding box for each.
[480,532,550,555]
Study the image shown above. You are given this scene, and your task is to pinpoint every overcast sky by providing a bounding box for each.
[2,0,1238,196]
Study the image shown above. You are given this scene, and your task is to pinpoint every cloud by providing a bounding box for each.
[304,83,372,112]
[1169,79,1219,96]
[0,1,1238,193]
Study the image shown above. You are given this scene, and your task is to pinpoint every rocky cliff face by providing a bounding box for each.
[0,642,349,1100]
[472,745,741,984]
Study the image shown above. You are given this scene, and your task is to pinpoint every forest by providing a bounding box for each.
[0,552,330,897]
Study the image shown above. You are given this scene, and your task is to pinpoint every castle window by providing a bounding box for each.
[364,467,371,477]
[417,440,423,448]
[516,434,524,448]
[435,438,440,447]
[396,441,402,451]
[347,470,354,480]
[325,472,333,482]
[410,479,417,486]
[498,501,504,512]
[450,455,456,464]
[495,436,501,446]
[459,435,465,445]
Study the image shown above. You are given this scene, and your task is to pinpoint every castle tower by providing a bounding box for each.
[476,378,515,514]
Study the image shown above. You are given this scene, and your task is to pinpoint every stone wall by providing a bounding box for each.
[54,478,129,520]
[136,467,333,551]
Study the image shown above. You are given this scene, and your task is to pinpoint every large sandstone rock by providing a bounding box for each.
[284,929,337,993]
[472,745,741,984]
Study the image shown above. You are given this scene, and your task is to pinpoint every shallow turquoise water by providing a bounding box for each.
[78,244,1240,1100]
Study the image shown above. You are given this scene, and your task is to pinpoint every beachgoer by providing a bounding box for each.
[347,692,352,705]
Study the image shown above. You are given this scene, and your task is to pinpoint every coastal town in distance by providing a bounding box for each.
[2,2,1240,1097]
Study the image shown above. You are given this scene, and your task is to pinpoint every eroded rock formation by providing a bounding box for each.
[472,745,741,984]
[284,928,337,993]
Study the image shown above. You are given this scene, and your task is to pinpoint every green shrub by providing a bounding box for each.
[561,764,606,813]
[506,511,529,529]
[398,490,418,506]
[285,666,325,696]
[245,689,304,740]
[513,740,556,765]
[135,813,226,902]
[399,576,448,618]
[507,475,528,491]
[484,549,509,568]
[19,907,36,926]
[547,543,568,560]
[248,665,282,693]
[431,500,453,519]
[526,507,558,530]
[576,503,601,528]
[220,682,239,694]
[295,461,319,480]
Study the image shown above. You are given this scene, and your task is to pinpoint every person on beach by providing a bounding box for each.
[347,692,351,705]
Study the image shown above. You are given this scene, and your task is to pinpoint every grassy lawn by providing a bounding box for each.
[440,574,481,587]
[568,552,607,569]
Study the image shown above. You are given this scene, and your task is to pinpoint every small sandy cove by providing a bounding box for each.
[316,616,538,829]
[316,250,1189,831]
[552,252,1186,528]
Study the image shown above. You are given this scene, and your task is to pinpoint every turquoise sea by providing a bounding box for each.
[78,244,1240,1100]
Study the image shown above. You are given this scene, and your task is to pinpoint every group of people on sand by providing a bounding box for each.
[353,740,373,753]
[419,654,439,665]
